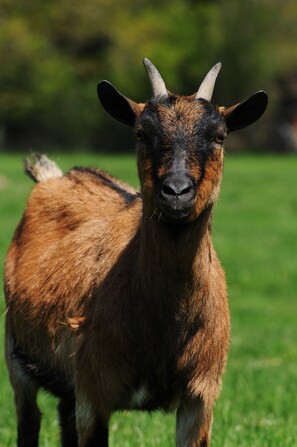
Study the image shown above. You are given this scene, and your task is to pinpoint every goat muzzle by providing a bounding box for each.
[158,172,196,223]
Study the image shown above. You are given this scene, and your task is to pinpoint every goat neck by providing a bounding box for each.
[138,204,214,296]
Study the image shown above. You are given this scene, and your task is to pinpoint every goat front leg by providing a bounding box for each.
[58,396,78,447]
[176,396,213,447]
[75,391,109,447]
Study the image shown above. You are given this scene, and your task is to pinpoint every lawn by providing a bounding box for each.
[0,152,296,446]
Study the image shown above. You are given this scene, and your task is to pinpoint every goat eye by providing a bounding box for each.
[135,129,145,141]
[213,134,225,145]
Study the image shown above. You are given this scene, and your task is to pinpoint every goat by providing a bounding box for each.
[4,58,268,447]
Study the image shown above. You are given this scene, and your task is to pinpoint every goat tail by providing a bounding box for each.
[24,153,63,183]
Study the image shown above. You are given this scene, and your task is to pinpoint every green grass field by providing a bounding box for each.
[0,152,297,446]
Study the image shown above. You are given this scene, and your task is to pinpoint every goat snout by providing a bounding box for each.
[159,172,196,222]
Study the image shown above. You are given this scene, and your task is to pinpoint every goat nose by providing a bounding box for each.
[161,174,194,198]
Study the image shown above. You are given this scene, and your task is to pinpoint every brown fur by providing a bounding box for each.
[5,66,268,447]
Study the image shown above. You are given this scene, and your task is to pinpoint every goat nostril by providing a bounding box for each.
[180,185,192,195]
[162,184,177,196]
[161,178,194,198]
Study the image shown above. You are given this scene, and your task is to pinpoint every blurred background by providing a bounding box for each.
[1,2,297,445]
[1,0,297,153]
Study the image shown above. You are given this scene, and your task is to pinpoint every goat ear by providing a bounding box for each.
[97,81,141,127]
[223,91,268,133]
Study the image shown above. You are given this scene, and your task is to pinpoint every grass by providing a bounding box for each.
[0,152,297,446]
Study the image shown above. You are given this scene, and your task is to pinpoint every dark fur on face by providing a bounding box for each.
[136,95,227,223]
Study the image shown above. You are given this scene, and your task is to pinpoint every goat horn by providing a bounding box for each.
[143,58,168,98]
[195,62,222,101]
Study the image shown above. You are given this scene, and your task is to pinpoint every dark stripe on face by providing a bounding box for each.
[190,100,226,183]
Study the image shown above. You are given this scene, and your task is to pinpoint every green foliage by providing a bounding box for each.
[0,152,297,445]
[0,0,297,150]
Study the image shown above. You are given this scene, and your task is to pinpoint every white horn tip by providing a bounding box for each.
[142,57,168,98]
[142,57,150,66]
[142,57,155,72]
[205,62,222,80]
[196,62,222,101]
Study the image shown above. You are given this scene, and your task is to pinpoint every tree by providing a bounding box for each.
[1,0,297,151]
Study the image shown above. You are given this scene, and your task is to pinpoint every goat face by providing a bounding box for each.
[98,59,268,224]
[135,97,226,223]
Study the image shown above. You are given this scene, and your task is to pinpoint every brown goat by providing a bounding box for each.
[4,59,268,447]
